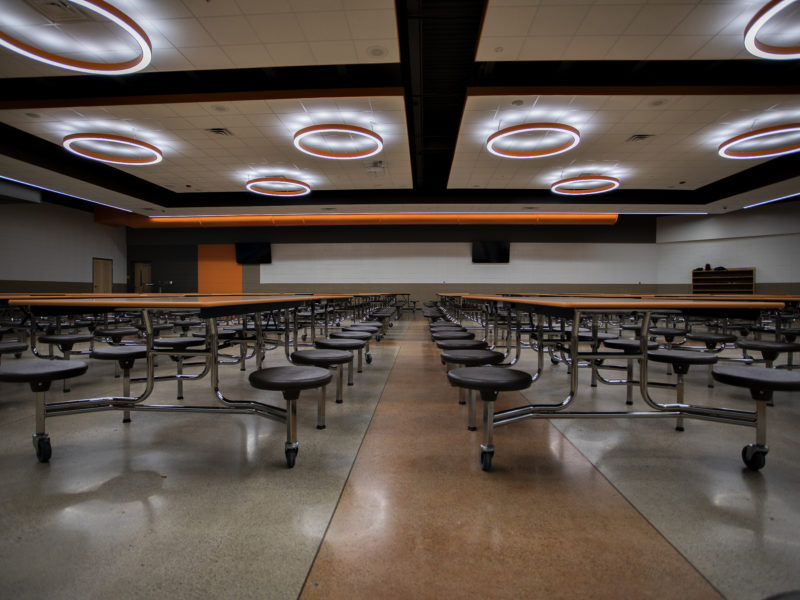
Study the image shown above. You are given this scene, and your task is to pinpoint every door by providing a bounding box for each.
[133,262,152,293]
[92,258,113,293]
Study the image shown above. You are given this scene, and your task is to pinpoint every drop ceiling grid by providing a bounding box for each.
[0,0,399,79]
[449,93,799,191]
[0,95,412,195]
[476,0,762,62]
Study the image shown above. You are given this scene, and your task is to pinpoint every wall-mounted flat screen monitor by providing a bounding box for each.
[235,242,271,264]
[472,241,510,263]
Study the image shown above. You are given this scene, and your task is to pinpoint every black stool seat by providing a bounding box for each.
[648,327,687,341]
[0,359,88,388]
[430,323,463,328]
[38,333,93,348]
[144,323,174,334]
[441,349,504,367]
[436,339,488,350]
[779,328,800,342]
[153,337,206,350]
[341,327,377,335]
[291,349,353,366]
[603,339,659,353]
[346,324,380,332]
[572,332,618,342]
[0,341,27,354]
[330,331,372,341]
[737,340,800,360]
[648,349,718,373]
[249,365,332,392]
[91,345,148,365]
[686,332,737,347]
[447,366,531,392]
[712,365,800,393]
[432,331,475,341]
[315,338,366,350]
[94,327,140,338]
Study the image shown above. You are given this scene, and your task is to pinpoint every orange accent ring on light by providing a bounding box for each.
[246,177,311,197]
[293,124,383,159]
[62,133,163,165]
[718,123,800,159]
[486,122,581,159]
[744,0,800,60]
[551,176,620,196]
[0,0,152,75]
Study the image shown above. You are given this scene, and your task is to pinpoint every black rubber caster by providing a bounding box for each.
[301,334,307,341]
[480,451,493,472]
[14,353,22,359]
[742,444,766,471]
[285,447,298,468]
[388,322,393,328]
[365,353,372,364]
[35,437,52,463]
[376,334,383,342]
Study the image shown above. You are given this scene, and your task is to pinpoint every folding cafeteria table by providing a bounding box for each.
[446,294,787,471]
[6,293,351,466]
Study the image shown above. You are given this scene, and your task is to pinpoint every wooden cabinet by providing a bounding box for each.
[691,268,755,294]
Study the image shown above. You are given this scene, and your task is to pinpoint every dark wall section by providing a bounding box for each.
[126,216,657,246]
[127,245,198,293]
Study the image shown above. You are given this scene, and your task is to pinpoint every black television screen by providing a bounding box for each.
[235,242,271,264]
[472,241,510,263]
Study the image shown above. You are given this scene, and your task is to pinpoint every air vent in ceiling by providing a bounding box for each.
[27,1,93,22]
[626,134,654,142]
[206,128,233,136]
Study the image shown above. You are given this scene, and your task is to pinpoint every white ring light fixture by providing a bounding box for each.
[62,133,163,165]
[293,124,383,160]
[550,175,620,196]
[246,177,311,197]
[0,0,152,75]
[486,123,581,159]
[718,123,800,159]
[744,0,800,59]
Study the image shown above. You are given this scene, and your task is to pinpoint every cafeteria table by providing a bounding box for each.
[5,293,351,466]
[440,294,788,471]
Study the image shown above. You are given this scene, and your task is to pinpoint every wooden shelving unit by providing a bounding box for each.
[691,268,755,294]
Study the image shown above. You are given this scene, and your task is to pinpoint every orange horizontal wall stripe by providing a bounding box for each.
[95,207,618,228]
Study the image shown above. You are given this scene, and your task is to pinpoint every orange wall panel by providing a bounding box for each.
[197,244,242,294]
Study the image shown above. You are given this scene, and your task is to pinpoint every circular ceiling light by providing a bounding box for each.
[246,177,311,197]
[293,124,383,160]
[486,123,581,159]
[550,175,620,196]
[718,123,800,159]
[0,0,152,75]
[62,133,163,165]
[744,0,800,59]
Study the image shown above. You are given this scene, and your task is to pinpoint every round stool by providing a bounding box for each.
[91,345,148,422]
[0,341,28,364]
[712,365,800,470]
[37,333,93,392]
[94,327,140,344]
[291,348,354,425]
[432,331,475,341]
[436,339,488,351]
[315,338,367,376]
[441,349,505,429]
[0,359,88,462]
[330,331,372,364]
[737,340,800,369]
[648,349,718,431]
[248,365,333,467]
[446,366,532,471]
[602,338,659,405]
[153,337,207,400]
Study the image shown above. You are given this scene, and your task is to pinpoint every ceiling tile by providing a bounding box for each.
[179,46,237,69]
[264,42,317,66]
[518,36,572,60]
[623,4,694,35]
[249,13,306,44]
[481,6,537,37]
[345,10,397,40]
[296,12,352,41]
[562,36,618,60]
[577,5,640,35]
[527,5,590,36]
[199,16,261,45]
[221,44,275,68]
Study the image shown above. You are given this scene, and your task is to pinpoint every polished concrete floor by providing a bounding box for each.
[1,315,799,599]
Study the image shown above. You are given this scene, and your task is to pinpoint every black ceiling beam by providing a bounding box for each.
[397,0,487,191]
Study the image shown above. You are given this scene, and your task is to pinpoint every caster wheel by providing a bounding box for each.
[550,357,559,365]
[742,445,766,471]
[388,322,393,328]
[15,353,22,359]
[285,447,298,468]
[35,437,51,463]
[480,451,493,472]
[365,353,373,364]
[301,334,307,342]
[376,334,383,342]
